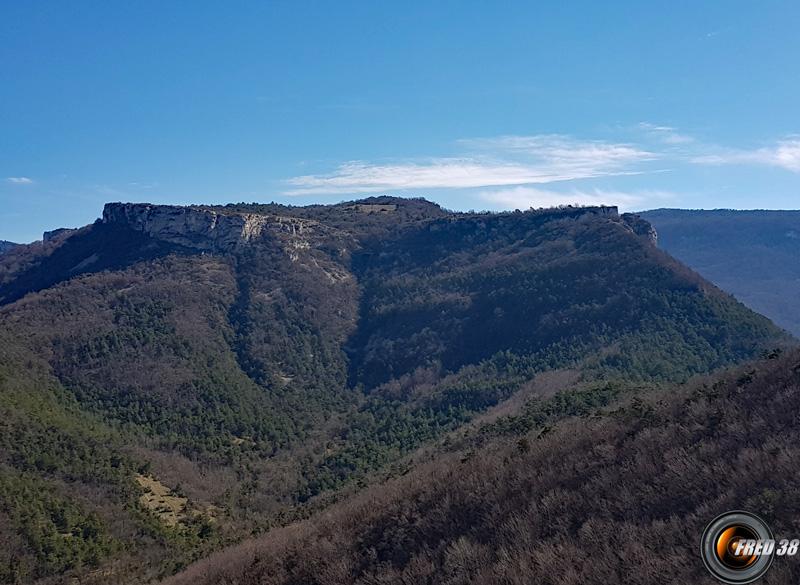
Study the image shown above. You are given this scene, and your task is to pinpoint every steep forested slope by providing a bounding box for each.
[0,197,790,583]
[165,349,800,585]
[642,209,800,336]
[0,329,213,585]
[348,209,775,386]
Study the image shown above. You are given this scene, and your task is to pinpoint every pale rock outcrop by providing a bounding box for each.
[621,213,658,245]
[43,227,77,242]
[102,203,323,252]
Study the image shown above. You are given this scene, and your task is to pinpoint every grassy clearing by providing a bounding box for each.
[135,474,189,528]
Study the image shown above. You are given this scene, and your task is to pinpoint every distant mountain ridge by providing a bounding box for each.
[0,197,790,584]
[641,208,800,336]
[0,240,17,254]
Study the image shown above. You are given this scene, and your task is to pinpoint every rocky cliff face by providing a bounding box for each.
[102,202,330,252]
[99,202,650,259]
[102,203,270,250]
[43,228,77,242]
[621,213,658,245]
[524,205,618,219]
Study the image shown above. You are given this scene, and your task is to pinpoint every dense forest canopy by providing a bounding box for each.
[165,348,800,585]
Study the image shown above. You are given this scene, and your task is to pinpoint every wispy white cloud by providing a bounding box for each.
[6,176,33,184]
[637,124,800,173]
[635,121,800,173]
[461,134,655,167]
[284,135,655,195]
[691,139,800,173]
[283,130,800,199]
[126,181,157,190]
[638,122,694,145]
[479,186,675,212]
[704,26,734,40]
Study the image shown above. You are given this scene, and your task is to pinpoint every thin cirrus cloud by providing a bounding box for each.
[282,130,800,205]
[641,123,800,172]
[479,186,675,212]
[6,176,34,184]
[283,135,656,196]
[691,139,800,173]
[637,122,694,145]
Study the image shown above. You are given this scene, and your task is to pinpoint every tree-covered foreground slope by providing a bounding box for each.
[642,209,800,337]
[164,348,800,585]
[0,197,790,583]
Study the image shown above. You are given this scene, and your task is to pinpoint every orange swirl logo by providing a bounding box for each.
[701,511,774,584]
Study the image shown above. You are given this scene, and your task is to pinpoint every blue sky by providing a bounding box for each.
[2,1,799,243]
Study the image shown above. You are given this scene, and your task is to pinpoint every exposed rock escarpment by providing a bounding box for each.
[100,201,653,254]
[102,202,325,252]
[621,213,658,244]
[43,227,77,242]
